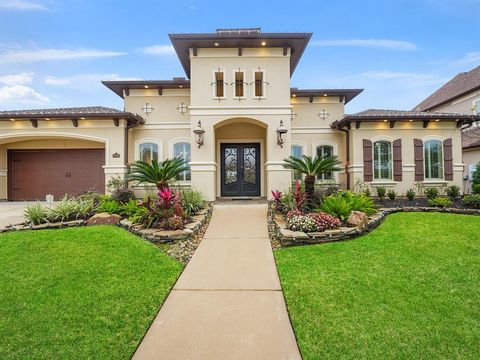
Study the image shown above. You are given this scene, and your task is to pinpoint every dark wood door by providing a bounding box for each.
[8,149,105,201]
[221,143,260,197]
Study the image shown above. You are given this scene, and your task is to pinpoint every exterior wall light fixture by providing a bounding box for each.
[276,120,288,147]
[194,120,205,148]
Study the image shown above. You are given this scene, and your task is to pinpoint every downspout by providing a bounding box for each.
[338,127,350,190]
[124,116,144,174]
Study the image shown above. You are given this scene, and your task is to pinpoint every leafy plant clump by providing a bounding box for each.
[406,189,416,201]
[126,158,188,190]
[179,188,206,216]
[376,186,387,200]
[24,203,50,225]
[319,190,376,221]
[463,194,480,209]
[98,198,122,214]
[425,187,439,200]
[279,181,307,214]
[387,189,396,201]
[428,197,453,208]
[472,161,480,194]
[446,185,460,200]
[24,196,96,225]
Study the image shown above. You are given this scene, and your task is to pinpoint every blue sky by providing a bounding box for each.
[0,0,479,112]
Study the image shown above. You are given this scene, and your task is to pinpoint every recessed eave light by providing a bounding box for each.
[292,94,296,97]
[261,41,266,46]
[435,119,440,122]
[10,118,15,121]
[179,85,183,88]
[45,118,50,121]
[214,42,220,47]
[383,119,388,122]
[144,85,149,89]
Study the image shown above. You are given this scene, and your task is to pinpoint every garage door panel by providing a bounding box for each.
[9,149,105,201]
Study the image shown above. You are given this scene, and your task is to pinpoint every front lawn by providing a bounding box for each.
[275,212,480,359]
[0,226,182,359]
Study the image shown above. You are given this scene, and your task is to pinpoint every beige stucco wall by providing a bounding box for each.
[0,119,127,200]
[349,121,464,195]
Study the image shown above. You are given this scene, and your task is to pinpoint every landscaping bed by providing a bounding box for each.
[275,212,480,359]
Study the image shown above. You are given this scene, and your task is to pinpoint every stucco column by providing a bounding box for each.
[190,120,216,201]
[265,117,292,199]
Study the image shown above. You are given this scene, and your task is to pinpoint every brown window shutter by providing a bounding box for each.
[363,139,373,182]
[393,139,402,181]
[443,138,453,181]
[414,139,424,181]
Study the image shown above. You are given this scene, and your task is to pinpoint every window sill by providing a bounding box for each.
[423,180,448,184]
[371,181,397,185]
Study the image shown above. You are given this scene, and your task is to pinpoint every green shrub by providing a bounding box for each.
[49,196,96,222]
[406,189,416,201]
[318,190,376,221]
[472,161,480,194]
[376,186,386,200]
[428,197,452,208]
[363,188,371,197]
[24,203,49,225]
[464,194,480,209]
[76,191,103,206]
[425,187,439,200]
[446,185,460,200]
[120,199,141,218]
[472,183,480,195]
[112,188,135,204]
[387,189,396,201]
[180,188,206,216]
[98,199,122,214]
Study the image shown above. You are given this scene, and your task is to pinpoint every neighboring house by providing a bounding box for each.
[414,65,480,192]
[1,28,479,201]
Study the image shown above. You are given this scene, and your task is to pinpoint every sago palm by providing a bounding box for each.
[126,158,189,190]
[283,155,342,206]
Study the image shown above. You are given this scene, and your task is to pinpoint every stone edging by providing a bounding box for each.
[0,203,213,244]
[268,203,480,248]
[118,203,213,243]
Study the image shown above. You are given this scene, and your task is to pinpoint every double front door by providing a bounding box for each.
[221,143,260,197]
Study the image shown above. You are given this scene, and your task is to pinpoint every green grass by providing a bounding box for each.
[275,213,480,360]
[0,226,183,360]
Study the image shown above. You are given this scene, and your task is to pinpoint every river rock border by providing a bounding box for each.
[268,203,480,248]
[0,203,213,244]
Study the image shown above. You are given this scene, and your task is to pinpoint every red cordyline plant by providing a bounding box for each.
[271,190,282,210]
[293,180,306,211]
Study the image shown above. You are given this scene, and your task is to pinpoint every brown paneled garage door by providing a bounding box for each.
[8,149,105,201]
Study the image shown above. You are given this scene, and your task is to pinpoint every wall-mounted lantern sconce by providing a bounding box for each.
[276,120,288,148]
[194,120,205,148]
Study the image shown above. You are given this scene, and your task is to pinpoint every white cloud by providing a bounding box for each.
[0,84,49,103]
[430,51,480,66]
[311,39,418,51]
[44,73,142,88]
[0,0,48,11]
[141,45,176,56]
[0,71,34,85]
[0,48,126,63]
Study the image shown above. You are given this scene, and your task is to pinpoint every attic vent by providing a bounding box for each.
[216,28,261,35]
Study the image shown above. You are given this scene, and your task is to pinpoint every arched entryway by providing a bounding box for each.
[214,118,267,198]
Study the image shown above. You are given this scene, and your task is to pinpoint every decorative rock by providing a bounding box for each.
[31,223,50,230]
[63,220,85,227]
[347,211,368,228]
[279,228,309,240]
[86,212,122,226]
[120,219,133,228]
[152,229,190,240]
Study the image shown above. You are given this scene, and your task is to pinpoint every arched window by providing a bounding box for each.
[316,145,333,180]
[291,144,304,180]
[373,141,392,180]
[139,142,159,163]
[424,140,443,179]
[173,142,191,181]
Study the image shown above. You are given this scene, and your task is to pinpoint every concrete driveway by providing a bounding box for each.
[0,202,35,228]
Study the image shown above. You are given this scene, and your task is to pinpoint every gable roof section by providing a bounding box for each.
[414,65,480,111]
[291,88,363,104]
[0,106,145,126]
[169,29,312,78]
[332,108,480,129]
[102,79,190,98]
[463,127,480,149]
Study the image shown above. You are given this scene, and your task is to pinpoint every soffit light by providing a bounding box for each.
[292,94,296,97]
[214,42,220,47]
[10,118,15,121]
[144,85,149,88]
[261,41,266,46]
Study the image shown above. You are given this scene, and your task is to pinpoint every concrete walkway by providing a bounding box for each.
[0,202,31,228]
[133,203,301,360]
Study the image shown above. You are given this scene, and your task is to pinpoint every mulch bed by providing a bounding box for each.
[375,198,467,209]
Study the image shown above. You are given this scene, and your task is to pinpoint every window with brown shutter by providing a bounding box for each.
[363,139,373,182]
[254,71,264,97]
[393,139,402,181]
[215,71,224,98]
[234,71,244,97]
[414,138,424,181]
[443,138,453,181]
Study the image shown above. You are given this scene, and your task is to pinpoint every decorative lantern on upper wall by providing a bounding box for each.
[193,121,205,148]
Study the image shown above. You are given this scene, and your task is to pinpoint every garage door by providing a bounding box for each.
[8,149,105,201]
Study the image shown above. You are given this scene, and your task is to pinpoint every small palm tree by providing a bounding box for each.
[283,155,342,206]
[126,158,189,190]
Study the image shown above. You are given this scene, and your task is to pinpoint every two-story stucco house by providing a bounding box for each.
[1,28,479,201]
[415,65,480,192]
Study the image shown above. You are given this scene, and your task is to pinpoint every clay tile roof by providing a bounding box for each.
[414,65,480,111]
[462,127,480,149]
[0,106,144,125]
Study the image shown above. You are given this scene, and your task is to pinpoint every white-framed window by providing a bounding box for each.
[252,68,266,98]
[233,69,246,98]
[135,139,162,163]
[291,144,304,180]
[212,68,226,99]
[316,145,334,180]
[474,98,480,115]
[373,141,392,180]
[424,139,443,180]
[173,141,191,181]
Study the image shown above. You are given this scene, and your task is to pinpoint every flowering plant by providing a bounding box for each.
[307,212,341,231]
[286,214,318,232]
[271,190,283,211]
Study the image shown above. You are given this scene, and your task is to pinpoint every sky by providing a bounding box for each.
[0,0,479,113]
